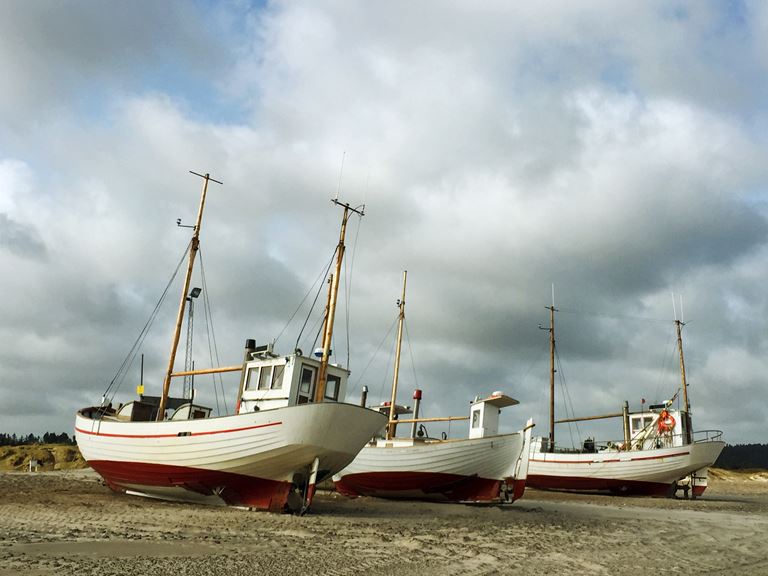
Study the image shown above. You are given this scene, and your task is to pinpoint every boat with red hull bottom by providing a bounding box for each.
[527,300,723,498]
[334,409,534,503]
[333,272,534,504]
[75,174,386,513]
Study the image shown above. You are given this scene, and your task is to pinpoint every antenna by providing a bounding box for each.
[335,151,346,202]
[680,294,684,324]
[671,291,677,321]
[551,283,556,308]
[363,166,371,208]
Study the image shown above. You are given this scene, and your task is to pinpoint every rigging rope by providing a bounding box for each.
[403,318,420,392]
[100,240,192,409]
[344,213,363,370]
[199,249,228,415]
[555,346,581,449]
[558,307,670,324]
[273,251,336,348]
[349,316,398,395]
[294,248,338,353]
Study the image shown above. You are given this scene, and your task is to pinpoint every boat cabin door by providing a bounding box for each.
[296,364,316,404]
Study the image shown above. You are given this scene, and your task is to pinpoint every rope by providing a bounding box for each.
[273,251,336,347]
[558,307,670,323]
[100,240,191,411]
[403,318,420,392]
[199,249,226,415]
[294,249,337,352]
[349,316,398,395]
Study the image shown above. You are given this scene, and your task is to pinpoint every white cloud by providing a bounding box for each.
[0,1,766,444]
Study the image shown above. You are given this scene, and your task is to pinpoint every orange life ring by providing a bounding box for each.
[657,410,676,434]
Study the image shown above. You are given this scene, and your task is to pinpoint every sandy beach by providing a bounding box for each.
[1,468,766,576]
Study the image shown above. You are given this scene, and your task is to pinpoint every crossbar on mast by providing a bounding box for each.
[170,365,242,377]
[554,412,623,424]
[314,198,364,402]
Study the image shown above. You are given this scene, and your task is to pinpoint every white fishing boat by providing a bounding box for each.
[75,173,387,513]
[333,272,534,503]
[527,301,724,497]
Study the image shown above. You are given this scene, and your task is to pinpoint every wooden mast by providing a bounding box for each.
[539,298,558,452]
[314,199,364,403]
[547,304,556,452]
[386,271,407,439]
[675,319,690,413]
[156,171,222,421]
[675,318,692,443]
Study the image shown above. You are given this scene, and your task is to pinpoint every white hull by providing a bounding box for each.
[333,423,533,503]
[528,438,724,496]
[76,402,386,511]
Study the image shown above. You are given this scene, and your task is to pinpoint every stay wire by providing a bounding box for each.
[558,307,670,324]
[101,240,191,408]
[199,249,226,415]
[295,248,338,353]
[273,250,336,347]
[349,316,398,394]
[345,213,363,370]
[403,318,420,392]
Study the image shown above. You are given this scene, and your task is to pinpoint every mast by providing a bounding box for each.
[156,171,222,421]
[547,303,556,452]
[314,199,364,402]
[539,296,557,452]
[675,318,692,443]
[386,271,407,440]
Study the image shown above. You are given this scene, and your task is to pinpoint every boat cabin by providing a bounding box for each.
[237,346,350,413]
[628,405,686,450]
[469,392,519,439]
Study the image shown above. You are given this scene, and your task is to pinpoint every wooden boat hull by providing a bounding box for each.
[75,402,387,512]
[527,438,724,496]
[332,423,533,503]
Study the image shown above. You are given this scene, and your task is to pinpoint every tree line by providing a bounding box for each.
[715,444,768,470]
[0,432,76,446]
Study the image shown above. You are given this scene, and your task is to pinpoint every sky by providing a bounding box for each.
[1,1,766,445]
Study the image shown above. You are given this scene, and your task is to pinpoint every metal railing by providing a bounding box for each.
[692,429,723,443]
[536,429,723,454]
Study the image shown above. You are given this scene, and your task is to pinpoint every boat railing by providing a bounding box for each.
[692,429,723,443]
[538,432,697,453]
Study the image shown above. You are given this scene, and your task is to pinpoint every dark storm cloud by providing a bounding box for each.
[0,1,767,444]
[0,214,47,260]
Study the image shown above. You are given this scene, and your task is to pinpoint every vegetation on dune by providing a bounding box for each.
[715,444,768,470]
[0,444,87,471]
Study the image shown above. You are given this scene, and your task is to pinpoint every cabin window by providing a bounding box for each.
[297,365,316,404]
[472,409,481,428]
[245,367,260,390]
[325,374,341,401]
[258,366,272,390]
[271,364,285,390]
[644,416,653,428]
[632,417,641,430]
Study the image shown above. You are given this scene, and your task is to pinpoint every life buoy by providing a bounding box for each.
[657,410,676,434]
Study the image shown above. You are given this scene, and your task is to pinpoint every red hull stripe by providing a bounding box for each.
[530,450,690,465]
[89,460,293,512]
[75,420,282,439]
[334,471,521,503]
[527,474,671,496]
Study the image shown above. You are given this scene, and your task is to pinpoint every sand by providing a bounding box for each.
[1,469,766,576]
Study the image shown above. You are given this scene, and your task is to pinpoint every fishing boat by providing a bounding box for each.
[75,172,387,513]
[527,301,724,497]
[333,272,534,503]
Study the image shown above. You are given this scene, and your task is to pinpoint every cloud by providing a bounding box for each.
[0,1,766,445]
